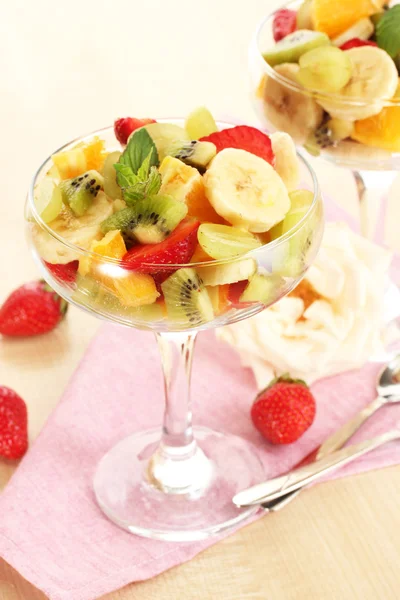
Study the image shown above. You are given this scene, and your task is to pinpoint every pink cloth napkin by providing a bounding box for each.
[0,197,399,600]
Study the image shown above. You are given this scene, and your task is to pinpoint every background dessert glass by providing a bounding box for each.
[25,120,323,542]
[249,0,400,239]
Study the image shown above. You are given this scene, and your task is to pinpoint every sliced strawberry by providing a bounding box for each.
[340,38,378,50]
[114,117,157,145]
[228,280,256,308]
[273,9,297,42]
[45,260,79,284]
[123,219,201,275]
[200,126,274,165]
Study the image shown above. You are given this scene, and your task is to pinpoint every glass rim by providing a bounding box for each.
[251,0,400,108]
[28,120,321,269]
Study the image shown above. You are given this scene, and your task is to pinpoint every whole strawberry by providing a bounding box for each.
[251,375,316,444]
[0,387,28,459]
[0,281,68,337]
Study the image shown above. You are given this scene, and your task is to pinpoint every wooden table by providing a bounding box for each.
[1,0,400,597]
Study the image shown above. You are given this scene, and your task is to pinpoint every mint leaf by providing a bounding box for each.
[119,128,159,174]
[146,167,162,196]
[136,150,153,181]
[114,163,139,188]
[376,5,400,59]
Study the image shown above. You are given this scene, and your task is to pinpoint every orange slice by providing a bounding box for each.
[312,0,386,38]
[82,137,106,171]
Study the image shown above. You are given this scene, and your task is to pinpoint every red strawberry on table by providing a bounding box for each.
[123,218,200,275]
[114,117,157,145]
[45,260,79,284]
[340,38,378,50]
[0,387,28,460]
[251,374,316,444]
[0,281,68,337]
[273,9,297,42]
[200,126,275,165]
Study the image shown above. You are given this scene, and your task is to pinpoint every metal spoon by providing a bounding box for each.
[241,353,400,511]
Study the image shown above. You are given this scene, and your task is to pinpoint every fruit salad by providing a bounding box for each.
[26,109,323,331]
[253,0,400,166]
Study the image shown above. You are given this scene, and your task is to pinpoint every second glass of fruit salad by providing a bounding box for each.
[250,0,400,239]
[26,109,323,541]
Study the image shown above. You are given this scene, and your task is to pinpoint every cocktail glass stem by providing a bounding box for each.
[353,170,398,240]
[147,331,213,494]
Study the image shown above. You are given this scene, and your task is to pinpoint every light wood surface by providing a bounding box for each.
[1,0,400,598]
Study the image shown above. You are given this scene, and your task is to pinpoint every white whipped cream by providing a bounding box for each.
[218,222,399,386]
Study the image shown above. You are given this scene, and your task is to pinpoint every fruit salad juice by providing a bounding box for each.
[250,0,400,169]
[26,112,323,332]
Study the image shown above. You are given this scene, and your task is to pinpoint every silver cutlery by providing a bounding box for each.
[234,354,400,511]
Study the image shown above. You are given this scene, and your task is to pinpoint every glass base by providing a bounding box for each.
[93,426,264,542]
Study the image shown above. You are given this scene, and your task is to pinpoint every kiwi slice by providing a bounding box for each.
[59,170,104,216]
[102,151,122,200]
[101,194,187,246]
[263,30,330,67]
[304,118,355,156]
[144,123,190,162]
[161,268,214,327]
[166,140,216,172]
[240,273,285,305]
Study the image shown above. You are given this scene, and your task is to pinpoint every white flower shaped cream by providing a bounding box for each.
[218,222,397,386]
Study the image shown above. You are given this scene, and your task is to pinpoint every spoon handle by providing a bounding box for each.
[261,395,386,512]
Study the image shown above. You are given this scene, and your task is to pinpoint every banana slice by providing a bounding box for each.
[204,148,290,233]
[262,63,324,145]
[31,191,113,264]
[332,18,374,47]
[197,258,256,286]
[270,132,300,191]
[318,47,399,121]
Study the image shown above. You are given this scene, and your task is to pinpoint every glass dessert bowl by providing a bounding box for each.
[25,114,323,541]
[249,0,400,238]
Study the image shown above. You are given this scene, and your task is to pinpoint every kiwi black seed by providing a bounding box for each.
[100,194,187,247]
[161,268,214,327]
[59,169,104,216]
[167,140,216,172]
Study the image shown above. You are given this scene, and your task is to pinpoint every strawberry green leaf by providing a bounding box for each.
[376,5,400,59]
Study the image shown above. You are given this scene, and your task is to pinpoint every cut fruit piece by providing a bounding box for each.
[45,260,79,284]
[82,137,106,171]
[78,229,127,277]
[143,123,190,162]
[102,151,122,200]
[159,156,225,223]
[239,273,285,305]
[317,47,399,120]
[166,140,216,172]
[270,132,300,191]
[352,97,400,152]
[197,258,256,286]
[297,46,353,93]
[162,267,214,327]
[100,195,188,246]
[261,63,324,145]
[296,0,314,29]
[190,244,212,263]
[52,147,87,180]
[114,117,156,145]
[262,30,330,67]
[59,170,104,217]
[123,218,200,274]
[228,280,252,307]
[270,189,314,239]
[197,223,262,259]
[112,272,159,307]
[304,118,354,155]
[332,17,374,47]
[203,148,290,233]
[32,191,114,265]
[339,38,378,50]
[206,284,230,315]
[34,178,63,223]
[200,125,275,165]
[185,107,218,140]
[273,9,297,42]
[312,0,386,39]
